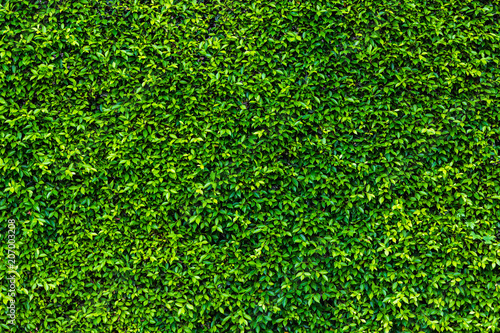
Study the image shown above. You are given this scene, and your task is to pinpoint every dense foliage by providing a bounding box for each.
[1,0,500,332]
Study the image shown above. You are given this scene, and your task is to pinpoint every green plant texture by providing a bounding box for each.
[1,0,500,332]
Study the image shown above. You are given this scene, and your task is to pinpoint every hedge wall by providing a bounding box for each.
[1,0,500,332]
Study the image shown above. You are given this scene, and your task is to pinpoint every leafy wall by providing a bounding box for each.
[1,0,500,332]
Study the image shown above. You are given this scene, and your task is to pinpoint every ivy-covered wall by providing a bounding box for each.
[1,0,500,332]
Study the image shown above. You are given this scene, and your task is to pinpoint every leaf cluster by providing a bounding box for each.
[1,0,500,332]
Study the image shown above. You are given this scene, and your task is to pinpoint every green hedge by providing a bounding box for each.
[1,0,500,332]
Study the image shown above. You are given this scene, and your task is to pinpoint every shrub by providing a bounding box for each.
[1,0,500,332]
